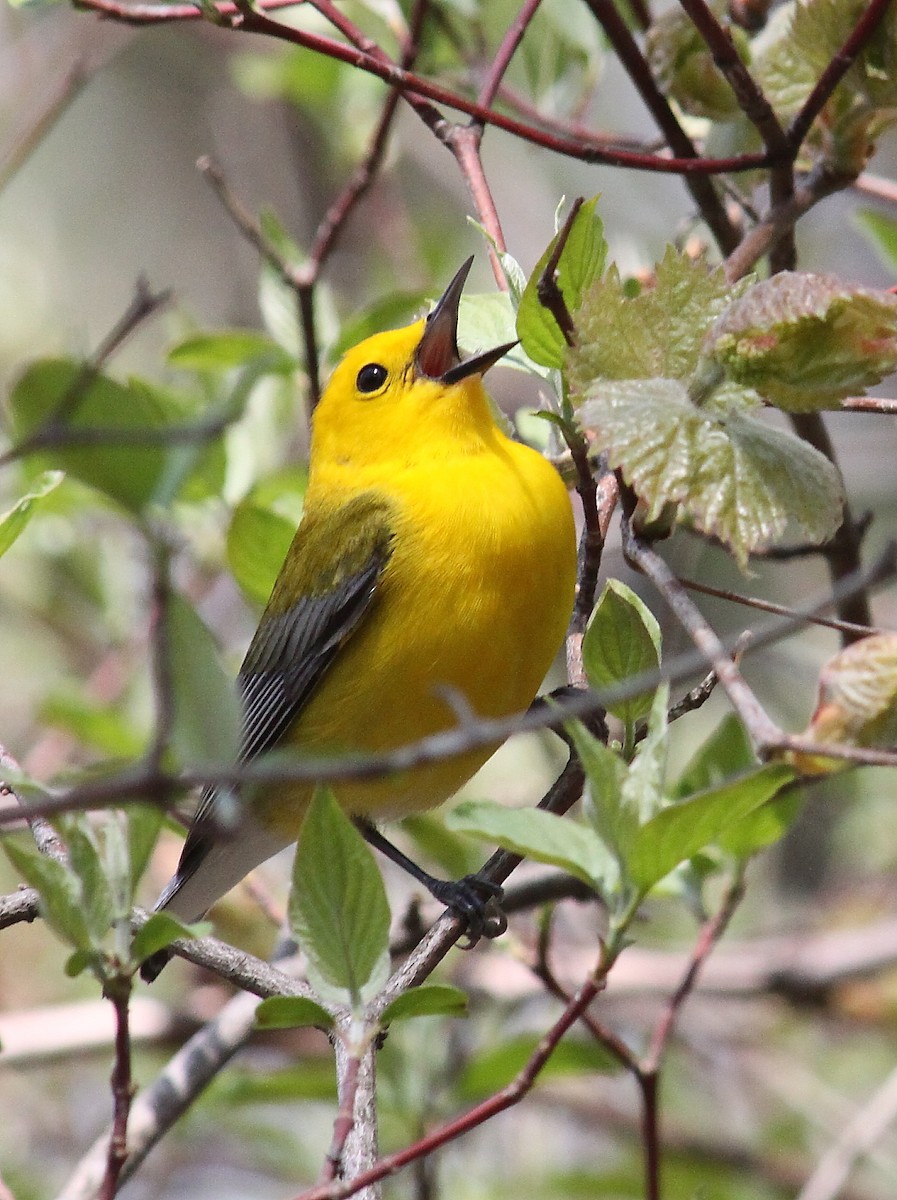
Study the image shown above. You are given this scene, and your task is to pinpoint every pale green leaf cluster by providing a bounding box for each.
[753,0,897,171]
[646,2,749,121]
[705,271,897,410]
[566,250,847,565]
[578,378,843,567]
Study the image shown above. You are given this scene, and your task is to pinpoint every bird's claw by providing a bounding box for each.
[429,874,507,946]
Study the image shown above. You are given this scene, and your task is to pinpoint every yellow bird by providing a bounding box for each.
[143,260,576,977]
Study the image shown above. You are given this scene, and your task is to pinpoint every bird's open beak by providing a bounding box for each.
[416,257,517,384]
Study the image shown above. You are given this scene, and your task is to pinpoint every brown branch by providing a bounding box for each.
[675,0,794,267]
[621,515,783,751]
[293,960,613,1200]
[580,0,739,253]
[74,0,769,175]
[724,164,851,282]
[787,0,895,153]
[99,976,134,1200]
[320,1047,364,1184]
[679,576,881,640]
[0,64,89,193]
[788,412,871,641]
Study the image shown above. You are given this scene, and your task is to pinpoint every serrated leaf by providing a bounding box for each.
[168,330,296,373]
[288,788,391,1007]
[628,764,795,893]
[517,197,607,368]
[131,911,197,965]
[578,378,843,567]
[446,800,613,892]
[255,996,334,1030]
[164,593,242,770]
[706,272,897,410]
[567,250,739,388]
[227,468,306,607]
[583,580,661,729]
[2,834,92,950]
[380,984,469,1023]
[0,470,64,558]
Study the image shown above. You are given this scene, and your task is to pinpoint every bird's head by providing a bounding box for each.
[311,259,516,473]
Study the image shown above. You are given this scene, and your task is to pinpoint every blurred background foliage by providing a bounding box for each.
[2,0,897,1197]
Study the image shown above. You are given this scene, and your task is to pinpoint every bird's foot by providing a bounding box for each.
[426,874,507,946]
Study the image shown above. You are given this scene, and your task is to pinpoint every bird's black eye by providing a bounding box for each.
[356,363,388,394]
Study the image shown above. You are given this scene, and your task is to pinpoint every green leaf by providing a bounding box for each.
[457,293,544,377]
[164,593,242,770]
[706,272,897,410]
[60,816,115,940]
[400,812,483,881]
[380,984,469,1023]
[716,788,803,857]
[65,949,100,978]
[628,764,795,894]
[673,714,755,799]
[255,995,334,1030]
[226,467,306,607]
[458,1034,622,1101]
[2,834,92,951]
[126,804,166,896]
[577,379,843,567]
[288,787,391,1006]
[856,209,897,272]
[583,580,661,729]
[646,3,745,120]
[131,911,197,965]
[41,690,144,758]
[446,800,613,892]
[0,470,64,558]
[566,722,629,880]
[9,361,173,512]
[567,249,738,388]
[168,330,296,373]
[517,197,607,368]
[621,684,669,825]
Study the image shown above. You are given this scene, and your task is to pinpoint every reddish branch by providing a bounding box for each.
[74,0,768,174]
[100,976,134,1200]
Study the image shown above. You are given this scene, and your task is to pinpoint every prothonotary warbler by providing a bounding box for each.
[141,259,576,980]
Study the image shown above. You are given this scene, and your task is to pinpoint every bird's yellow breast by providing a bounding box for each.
[259,431,576,833]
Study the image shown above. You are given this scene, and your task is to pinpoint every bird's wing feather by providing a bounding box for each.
[158,494,395,913]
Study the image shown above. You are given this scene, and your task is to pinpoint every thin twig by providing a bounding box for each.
[75,0,769,175]
[99,976,134,1200]
[581,0,739,253]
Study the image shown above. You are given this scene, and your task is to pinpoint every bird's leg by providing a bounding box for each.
[354,819,506,942]
[529,685,609,756]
